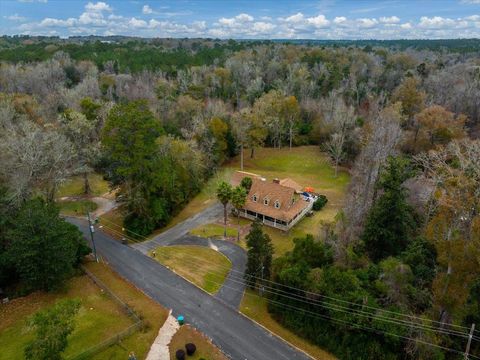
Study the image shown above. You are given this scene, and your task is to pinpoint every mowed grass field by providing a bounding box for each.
[150,245,232,294]
[169,325,227,360]
[0,262,169,360]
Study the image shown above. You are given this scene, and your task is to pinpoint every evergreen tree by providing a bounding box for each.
[361,156,417,262]
[244,221,273,288]
[6,198,89,291]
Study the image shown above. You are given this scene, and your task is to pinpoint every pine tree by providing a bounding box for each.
[361,156,417,262]
[244,221,273,288]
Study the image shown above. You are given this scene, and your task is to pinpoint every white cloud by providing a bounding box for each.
[419,16,455,28]
[9,2,480,40]
[236,13,254,22]
[39,17,76,27]
[460,0,480,3]
[79,11,107,26]
[192,20,207,31]
[85,2,112,12]
[284,12,304,24]
[358,18,378,28]
[465,15,480,21]
[379,16,400,24]
[142,5,153,15]
[128,17,147,28]
[5,13,27,21]
[252,21,275,33]
[218,13,253,27]
[307,14,330,28]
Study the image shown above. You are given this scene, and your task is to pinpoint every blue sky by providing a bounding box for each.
[1,0,480,39]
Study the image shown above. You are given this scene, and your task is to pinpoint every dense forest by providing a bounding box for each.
[0,36,479,359]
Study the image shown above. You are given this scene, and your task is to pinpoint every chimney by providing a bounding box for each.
[273,178,280,184]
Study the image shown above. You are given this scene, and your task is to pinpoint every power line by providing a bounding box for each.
[98,222,479,342]
[95,220,480,342]
[102,239,478,360]
[130,242,477,341]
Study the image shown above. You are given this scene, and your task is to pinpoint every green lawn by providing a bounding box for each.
[150,245,232,294]
[56,173,110,198]
[169,325,227,360]
[190,223,238,238]
[0,273,135,360]
[240,289,337,360]
[57,199,98,217]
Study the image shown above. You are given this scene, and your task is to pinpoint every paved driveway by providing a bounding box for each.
[132,202,224,252]
[165,235,247,309]
[68,218,311,360]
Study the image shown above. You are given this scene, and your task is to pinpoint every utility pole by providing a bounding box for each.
[259,265,265,296]
[87,211,98,262]
[465,323,475,360]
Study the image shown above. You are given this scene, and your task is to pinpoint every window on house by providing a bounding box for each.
[252,194,258,202]
[264,198,269,205]
[274,200,280,209]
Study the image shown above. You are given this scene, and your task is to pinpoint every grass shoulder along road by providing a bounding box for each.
[57,199,98,217]
[240,289,337,360]
[169,325,227,360]
[150,245,232,294]
[85,261,169,360]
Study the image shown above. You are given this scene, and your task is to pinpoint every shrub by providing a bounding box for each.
[240,176,252,191]
[312,195,328,211]
[175,349,185,360]
[185,343,197,355]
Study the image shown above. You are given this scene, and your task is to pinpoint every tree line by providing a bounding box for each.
[0,38,479,358]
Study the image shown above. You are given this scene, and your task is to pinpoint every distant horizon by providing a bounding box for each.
[3,34,480,42]
[1,0,480,40]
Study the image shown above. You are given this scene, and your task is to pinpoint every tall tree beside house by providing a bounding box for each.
[25,299,80,360]
[361,156,417,262]
[216,181,232,238]
[244,221,273,289]
[231,186,247,241]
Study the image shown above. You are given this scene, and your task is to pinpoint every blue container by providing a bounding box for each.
[177,315,184,325]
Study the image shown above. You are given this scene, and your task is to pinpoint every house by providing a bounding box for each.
[231,171,313,231]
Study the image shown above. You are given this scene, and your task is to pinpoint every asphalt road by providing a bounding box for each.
[68,218,311,360]
[165,235,247,309]
[133,202,224,252]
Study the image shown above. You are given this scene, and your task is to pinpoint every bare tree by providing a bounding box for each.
[338,102,404,262]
